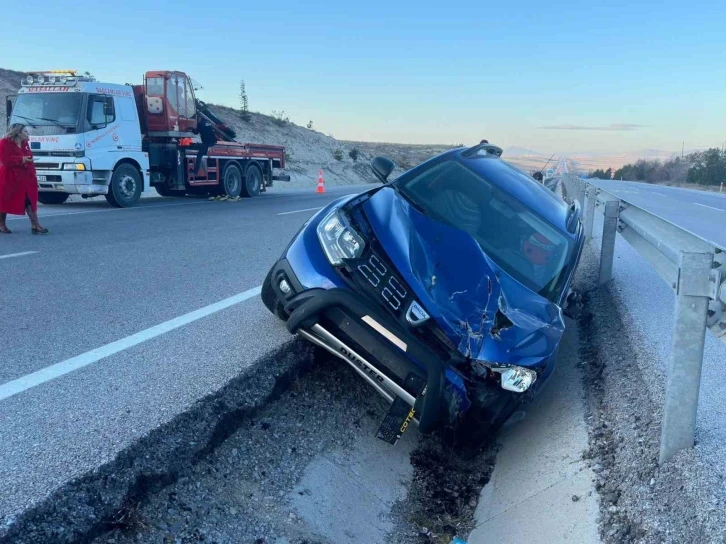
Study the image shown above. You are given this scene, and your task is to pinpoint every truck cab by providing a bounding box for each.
[7,71,150,207]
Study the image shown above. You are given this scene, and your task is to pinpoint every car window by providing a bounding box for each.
[396,159,574,302]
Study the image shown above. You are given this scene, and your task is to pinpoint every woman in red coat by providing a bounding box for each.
[0,123,48,234]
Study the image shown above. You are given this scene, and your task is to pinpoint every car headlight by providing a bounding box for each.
[62,163,86,170]
[482,364,538,393]
[316,208,365,266]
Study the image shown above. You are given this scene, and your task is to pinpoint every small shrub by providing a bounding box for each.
[306,120,314,130]
[348,148,360,161]
[333,149,344,161]
[285,150,293,163]
[271,110,290,126]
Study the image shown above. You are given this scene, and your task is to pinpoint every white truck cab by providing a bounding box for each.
[7,71,150,207]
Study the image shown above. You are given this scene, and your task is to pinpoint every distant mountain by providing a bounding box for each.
[504,146,545,156]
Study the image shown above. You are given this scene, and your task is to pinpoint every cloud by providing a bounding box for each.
[539,123,647,131]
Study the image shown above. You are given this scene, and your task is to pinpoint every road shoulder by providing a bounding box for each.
[468,310,600,543]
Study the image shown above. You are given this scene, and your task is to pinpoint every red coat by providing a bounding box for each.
[0,137,38,215]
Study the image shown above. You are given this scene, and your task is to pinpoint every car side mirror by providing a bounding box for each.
[371,156,395,184]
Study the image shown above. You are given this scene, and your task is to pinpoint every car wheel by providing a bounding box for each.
[241,164,262,198]
[106,164,142,208]
[449,389,521,458]
[38,193,69,205]
[222,163,243,198]
[261,267,289,321]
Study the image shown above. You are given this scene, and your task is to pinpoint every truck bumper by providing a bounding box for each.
[37,171,108,195]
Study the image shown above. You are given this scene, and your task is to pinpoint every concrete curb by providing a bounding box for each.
[468,317,601,544]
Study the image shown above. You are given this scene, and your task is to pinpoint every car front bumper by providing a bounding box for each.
[269,258,451,434]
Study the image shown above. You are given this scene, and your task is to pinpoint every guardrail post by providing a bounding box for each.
[577,180,586,211]
[584,186,597,240]
[659,251,714,464]
[598,199,620,285]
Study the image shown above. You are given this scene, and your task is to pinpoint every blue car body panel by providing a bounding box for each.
[361,186,565,368]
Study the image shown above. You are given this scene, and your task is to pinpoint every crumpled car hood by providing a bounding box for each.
[361,187,565,367]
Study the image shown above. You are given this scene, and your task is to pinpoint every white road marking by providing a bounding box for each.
[694,203,724,212]
[653,192,668,196]
[7,200,211,221]
[0,251,39,260]
[277,207,323,216]
[0,285,262,402]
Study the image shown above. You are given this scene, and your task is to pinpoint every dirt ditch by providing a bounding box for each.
[87,354,496,544]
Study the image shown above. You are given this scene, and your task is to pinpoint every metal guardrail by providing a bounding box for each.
[560,174,726,465]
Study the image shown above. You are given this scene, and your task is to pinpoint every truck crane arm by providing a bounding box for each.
[194,99,237,142]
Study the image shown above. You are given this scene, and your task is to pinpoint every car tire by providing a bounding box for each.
[449,390,521,458]
[37,193,69,205]
[241,164,262,198]
[222,163,243,198]
[106,164,142,208]
[261,267,289,321]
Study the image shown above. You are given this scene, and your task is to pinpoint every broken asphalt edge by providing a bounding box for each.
[0,338,317,544]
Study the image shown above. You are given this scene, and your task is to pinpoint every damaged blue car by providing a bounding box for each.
[261,141,585,446]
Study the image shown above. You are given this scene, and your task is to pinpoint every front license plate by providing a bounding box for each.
[376,396,416,445]
[37,175,47,182]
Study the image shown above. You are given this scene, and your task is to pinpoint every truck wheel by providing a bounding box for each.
[38,193,69,205]
[106,164,142,208]
[241,164,262,198]
[261,267,289,321]
[154,184,186,197]
[222,164,243,198]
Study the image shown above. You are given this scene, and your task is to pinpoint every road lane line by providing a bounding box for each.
[277,207,323,216]
[0,285,262,402]
[7,200,212,221]
[694,203,724,212]
[0,251,39,260]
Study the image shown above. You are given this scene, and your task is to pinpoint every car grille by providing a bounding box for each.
[345,243,457,364]
[34,163,61,170]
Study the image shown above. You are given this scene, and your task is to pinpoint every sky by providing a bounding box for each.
[1,0,724,154]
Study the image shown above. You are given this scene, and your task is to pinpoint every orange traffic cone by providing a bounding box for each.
[316,170,325,193]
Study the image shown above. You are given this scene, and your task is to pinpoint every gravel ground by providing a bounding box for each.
[87,354,496,544]
[574,238,726,543]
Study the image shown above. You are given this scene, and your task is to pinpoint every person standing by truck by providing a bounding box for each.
[0,124,48,234]
[191,117,217,177]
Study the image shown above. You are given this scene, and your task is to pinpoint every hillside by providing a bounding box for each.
[209,105,376,187]
[0,68,24,127]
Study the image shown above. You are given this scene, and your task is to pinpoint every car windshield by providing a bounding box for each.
[11,93,83,135]
[394,158,575,302]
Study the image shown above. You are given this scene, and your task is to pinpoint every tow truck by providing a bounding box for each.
[5,70,289,207]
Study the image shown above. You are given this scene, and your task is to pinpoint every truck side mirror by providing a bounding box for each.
[6,95,16,125]
[371,156,395,184]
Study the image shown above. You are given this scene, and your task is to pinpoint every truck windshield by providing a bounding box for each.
[394,158,575,303]
[11,93,83,135]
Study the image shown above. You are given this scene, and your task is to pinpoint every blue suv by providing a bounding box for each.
[262,142,584,446]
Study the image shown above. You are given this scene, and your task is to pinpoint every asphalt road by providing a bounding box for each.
[0,183,374,526]
[587,179,726,249]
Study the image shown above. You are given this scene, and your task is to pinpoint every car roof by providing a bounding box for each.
[445,147,572,236]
